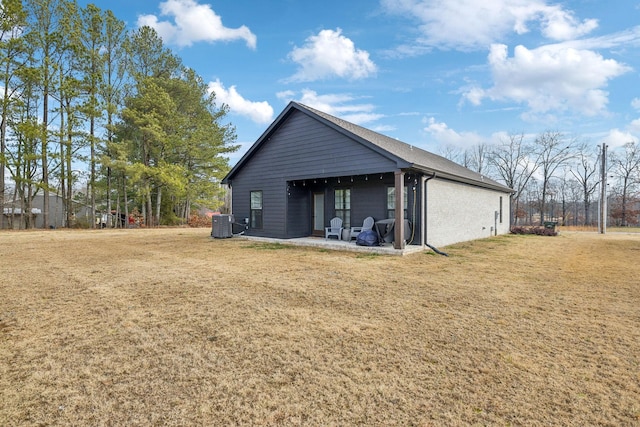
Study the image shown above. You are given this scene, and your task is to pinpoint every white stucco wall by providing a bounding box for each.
[426,178,511,248]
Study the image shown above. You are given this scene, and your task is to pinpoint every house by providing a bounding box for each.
[1,193,93,229]
[222,102,513,250]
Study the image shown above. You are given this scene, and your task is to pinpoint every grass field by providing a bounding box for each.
[560,225,640,233]
[1,228,639,426]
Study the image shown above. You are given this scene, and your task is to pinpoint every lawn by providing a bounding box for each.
[1,228,639,426]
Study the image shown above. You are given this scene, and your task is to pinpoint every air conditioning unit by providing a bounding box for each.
[211,214,233,238]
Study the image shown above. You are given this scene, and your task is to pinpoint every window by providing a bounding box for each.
[387,187,408,219]
[250,191,263,229]
[334,188,351,229]
[499,196,503,223]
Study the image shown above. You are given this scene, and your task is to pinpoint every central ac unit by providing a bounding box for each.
[211,214,233,238]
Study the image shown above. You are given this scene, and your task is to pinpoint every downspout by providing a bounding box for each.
[226,181,232,216]
[422,172,448,256]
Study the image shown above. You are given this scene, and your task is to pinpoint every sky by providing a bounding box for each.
[79,0,640,164]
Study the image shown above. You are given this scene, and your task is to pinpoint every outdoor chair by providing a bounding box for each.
[325,217,343,240]
[350,216,375,241]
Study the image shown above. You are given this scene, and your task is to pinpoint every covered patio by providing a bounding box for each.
[240,235,428,256]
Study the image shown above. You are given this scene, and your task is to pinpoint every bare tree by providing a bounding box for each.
[610,142,640,227]
[533,131,574,224]
[556,170,571,226]
[522,179,542,225]
[566,178,583,226]
[439,142,490,174]
[489,132,539,225]
[469,142,488,175]
[439,144,472,168]
[569,142,599,226]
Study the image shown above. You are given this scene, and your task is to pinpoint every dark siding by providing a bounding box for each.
[231,176,285,238]
[286,184,310,237]
[266,111,398,179]
[320,174,423,244]
[230,110,398,238]
[314,175,396,229]
[349,178,393,225]
[348,174,423,245]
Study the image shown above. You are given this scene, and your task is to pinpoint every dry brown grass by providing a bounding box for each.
[1,228,639,426]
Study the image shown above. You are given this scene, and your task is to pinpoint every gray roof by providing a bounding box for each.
[224,101,512,193]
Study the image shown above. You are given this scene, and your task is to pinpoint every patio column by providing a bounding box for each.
[394,170,405,250]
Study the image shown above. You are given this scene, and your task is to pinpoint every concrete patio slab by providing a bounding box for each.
[238,235,427,256]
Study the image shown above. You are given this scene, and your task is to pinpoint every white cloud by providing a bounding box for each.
[380,0,598,51]
[372,124,397,133]
[632,98,640,110]
[463,87,485,106]
[275,90,296,101]
[630,119,640,134]
[278,89,383,125]
[464,43,631,117]
[208,79,273,124]
[287,28,377,82]
[556,26,640,51]
[423,117,485,147]
[602,129,638,148]
[539,5,598,40]
[137,0,256,48]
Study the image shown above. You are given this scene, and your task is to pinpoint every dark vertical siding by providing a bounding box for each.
[348,177,393,225]
[230,110,397,238]
[317,174,424,244]
[230,176,285,238]
[348,174,423,245]
[286,184,310,237]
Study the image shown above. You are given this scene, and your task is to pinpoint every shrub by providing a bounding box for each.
[510,226,557,236]
[188,214,212,228]
[161,212,183,226]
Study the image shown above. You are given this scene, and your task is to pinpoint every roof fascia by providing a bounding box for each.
[222,102,299,184]
[292,104,410,168]
[222,101,513,194]
[408,165,514,193]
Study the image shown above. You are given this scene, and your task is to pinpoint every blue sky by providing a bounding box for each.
[81,0,640,163]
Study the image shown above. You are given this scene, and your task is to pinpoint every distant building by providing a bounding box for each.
[1,193,92,229]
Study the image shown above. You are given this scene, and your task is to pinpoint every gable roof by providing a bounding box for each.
[223,102,512,193]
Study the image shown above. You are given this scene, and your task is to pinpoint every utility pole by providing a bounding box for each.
[599,143,607,234]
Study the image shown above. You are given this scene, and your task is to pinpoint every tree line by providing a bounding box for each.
[440,131,640,228]
[3,2,638,231]
[0,0,238,229]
